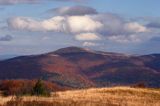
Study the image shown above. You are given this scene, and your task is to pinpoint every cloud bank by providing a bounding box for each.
[8,13,150,43]
[8,15,103,33]
[7,4,159,45]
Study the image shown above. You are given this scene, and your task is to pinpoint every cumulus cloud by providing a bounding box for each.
[8,12,151,43]
[92,14,148,35]
[105,22,149,43]
[91,14,149,43]
[75,33,101,41]
[8,15,103,33]
[124,22,148,33]
[67,16,103,33]
[0,35,13,41]
[8,16,66,32]
[48,5,97,16]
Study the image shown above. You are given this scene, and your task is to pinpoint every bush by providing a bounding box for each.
[32,79,51,96]
[0,80,34,96]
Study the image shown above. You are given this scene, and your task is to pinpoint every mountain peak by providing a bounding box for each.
[0,47,160,88]
[54,46,93,54]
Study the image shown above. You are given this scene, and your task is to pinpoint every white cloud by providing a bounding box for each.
[67,16,103,33]
[42,16,66,32]
[8,17,41,31]
[124,22,148,33]
[8,13,152,43]
[105,22,149,43]
[8,16,66,32]
[75,33,101,41]
[8,15,103,33]
[82,42,98,46]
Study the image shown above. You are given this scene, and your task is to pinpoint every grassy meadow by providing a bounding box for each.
[0,87,160,106]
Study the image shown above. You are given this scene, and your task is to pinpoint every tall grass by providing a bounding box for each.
[0,87,160,106]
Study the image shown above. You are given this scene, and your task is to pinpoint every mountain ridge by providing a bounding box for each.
[0,47,160,88]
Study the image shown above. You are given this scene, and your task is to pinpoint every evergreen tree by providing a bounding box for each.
[33,79,50,96]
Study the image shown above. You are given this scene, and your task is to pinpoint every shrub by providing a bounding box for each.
[32,79,51,96]
[0,80,34,96]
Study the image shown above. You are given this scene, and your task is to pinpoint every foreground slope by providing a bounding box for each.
[0,47,160,88]
[0,87,160,106]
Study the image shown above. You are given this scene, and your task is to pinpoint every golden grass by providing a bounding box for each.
[0,87,160,106]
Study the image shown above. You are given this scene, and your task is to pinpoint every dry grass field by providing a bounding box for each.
[0,87,160,106]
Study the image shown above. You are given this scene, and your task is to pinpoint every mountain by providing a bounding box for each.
[0,47,159,88]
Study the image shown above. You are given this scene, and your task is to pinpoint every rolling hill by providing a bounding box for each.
[0,47,160,88]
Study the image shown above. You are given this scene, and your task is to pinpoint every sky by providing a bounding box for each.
[0,0,160,55]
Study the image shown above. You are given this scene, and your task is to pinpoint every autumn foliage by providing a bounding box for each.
[0,80,61,96]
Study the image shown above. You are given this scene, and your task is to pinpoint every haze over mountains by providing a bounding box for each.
[0,55,18,60]
[0,47,159,88]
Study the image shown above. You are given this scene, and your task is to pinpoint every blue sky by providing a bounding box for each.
[91,0,160,17]
[0,0,160,55]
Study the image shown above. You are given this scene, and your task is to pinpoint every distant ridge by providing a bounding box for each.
[0,47,159,88]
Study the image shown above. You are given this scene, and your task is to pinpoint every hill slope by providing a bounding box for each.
[0,47,160,88]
